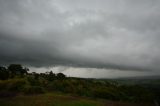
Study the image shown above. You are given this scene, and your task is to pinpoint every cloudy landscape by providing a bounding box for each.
[0,0,160,78]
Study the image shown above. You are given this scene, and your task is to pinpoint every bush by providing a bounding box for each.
[8,79,26,91]
[0,80,8,90]
[0,79,26,92]
[27,76,40,86]
[23,86,45,94]
[93,87,119,100]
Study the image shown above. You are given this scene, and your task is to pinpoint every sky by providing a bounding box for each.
[0,0,160,78]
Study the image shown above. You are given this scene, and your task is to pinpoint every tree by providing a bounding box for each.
[32,72,39,80]
[56,73,66,80]
[8,64,28,77]
[0,66,9,80]
[48,71,56,81]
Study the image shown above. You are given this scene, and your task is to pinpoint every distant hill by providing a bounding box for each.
[114,75,160,80]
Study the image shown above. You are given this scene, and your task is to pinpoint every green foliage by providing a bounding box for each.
[119,85,154,102]
[56,73,66,80]
[32,72,39,80]
[23,86,45,94]
[0,92,154,106]
[93,87,119,100]
[0,64,156,103]
[47,71,56,81]
[8,64,28,77]
[27,76,40,86]
[0,79,26,92]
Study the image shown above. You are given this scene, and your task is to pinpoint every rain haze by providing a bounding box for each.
[0,0,160,78]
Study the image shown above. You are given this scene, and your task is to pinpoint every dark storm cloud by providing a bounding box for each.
[0,0,160,73]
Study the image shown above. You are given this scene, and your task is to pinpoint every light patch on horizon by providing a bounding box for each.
[29,66,157,78]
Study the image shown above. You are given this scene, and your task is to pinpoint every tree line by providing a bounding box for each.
[0,64,65,80]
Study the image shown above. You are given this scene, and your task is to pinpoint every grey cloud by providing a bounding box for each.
[0,0,160,74]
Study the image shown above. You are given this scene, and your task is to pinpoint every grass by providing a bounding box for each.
[0,92,154,106]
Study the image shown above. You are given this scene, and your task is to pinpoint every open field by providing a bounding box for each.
[0,93,154,106]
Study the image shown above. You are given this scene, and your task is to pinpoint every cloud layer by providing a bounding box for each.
[0,0,160,74]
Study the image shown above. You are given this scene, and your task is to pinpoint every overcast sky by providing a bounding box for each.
[0,0,160,78]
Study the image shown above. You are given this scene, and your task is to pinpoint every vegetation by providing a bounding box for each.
[0,64,158,106]
[0,93,154,106]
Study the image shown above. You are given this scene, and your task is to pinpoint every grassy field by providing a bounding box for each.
[0,92,154,106]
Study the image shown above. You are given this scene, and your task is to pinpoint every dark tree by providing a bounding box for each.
[32,72,39,80]
[48,71,56,81]
[56,73,66,80]
[24,67,29,74]
[0,66,9,80]
[8,64,28,77]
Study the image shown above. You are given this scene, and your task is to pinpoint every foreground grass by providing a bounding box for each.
[0,92,154,106]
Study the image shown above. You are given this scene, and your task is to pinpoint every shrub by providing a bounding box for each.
[93,87,120,100]
[27,76,40,86]
[8,79,26,91]
[0,80,8,90]
[23,86,45,94]
[0,79,26,92]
